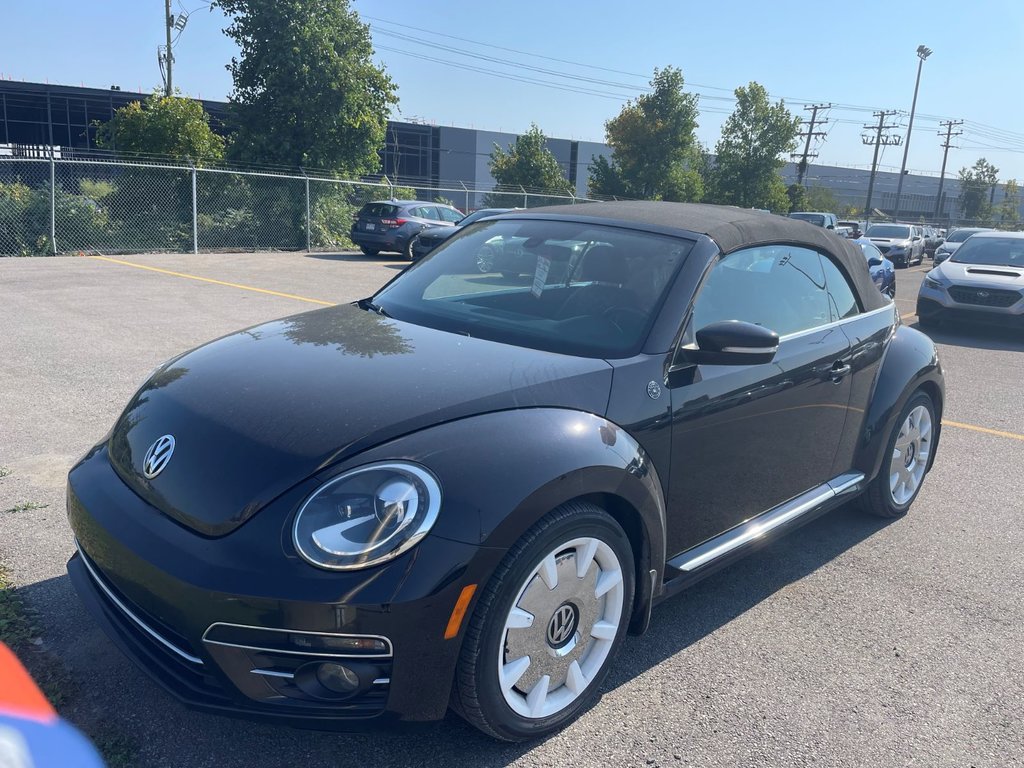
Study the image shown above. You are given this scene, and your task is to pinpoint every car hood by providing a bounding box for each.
[868,237,913,248]
[418,224,460,243]
[107,304,613,536]
[937,241,962,253]
[936,260,1024,286]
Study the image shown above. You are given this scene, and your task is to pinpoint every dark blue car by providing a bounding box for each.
[855,237,896,298]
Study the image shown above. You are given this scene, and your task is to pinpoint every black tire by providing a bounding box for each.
[861,391,936,518]
[403,236,417,261]
[452,502,635,741]
[359,246,379,257]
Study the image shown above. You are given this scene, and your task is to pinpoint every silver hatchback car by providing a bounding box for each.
[917,230,1024,328]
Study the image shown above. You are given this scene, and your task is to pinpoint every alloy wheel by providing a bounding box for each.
[889,404,932,505]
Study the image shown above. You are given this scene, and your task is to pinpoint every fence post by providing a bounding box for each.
[520,185,528,208]
[191,164,198,255]
[305,175,311,252]
[49,152,57,254]
[460,181,469,213]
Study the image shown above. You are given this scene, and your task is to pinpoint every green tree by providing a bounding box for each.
[958,158,999,224]
[805,185,840,212]
[215,0,397,175]
[996,178,1020,230]
[590,66,703,201]
[708,82,799,212]
[786,183,807,213]
[485,124,571,206]
[95,91,224,163]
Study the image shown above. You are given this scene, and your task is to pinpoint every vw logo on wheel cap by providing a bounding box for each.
[546,603,579,648]
[142,435,175,479]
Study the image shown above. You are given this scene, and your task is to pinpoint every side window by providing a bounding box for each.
[820,256,860,320]
[690,245,829,337]
[438,207,463,223]
[418,205,442,221]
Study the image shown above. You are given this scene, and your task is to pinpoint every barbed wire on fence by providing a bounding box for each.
[0,156,610,256]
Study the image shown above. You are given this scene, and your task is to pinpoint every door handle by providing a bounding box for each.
[830,362,851,383]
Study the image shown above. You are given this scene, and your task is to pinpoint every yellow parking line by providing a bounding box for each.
[942,420,1024,442]
[88,255,334,306]
[900,311,916,320]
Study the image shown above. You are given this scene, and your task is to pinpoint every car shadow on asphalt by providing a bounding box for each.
[604,502,896,692]
[303,252,407,265]
[912,321,1024,353]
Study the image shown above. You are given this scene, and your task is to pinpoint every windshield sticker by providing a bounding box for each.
[531,255,551,298]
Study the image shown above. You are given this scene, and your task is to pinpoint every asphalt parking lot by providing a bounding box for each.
[1,251,1022,767]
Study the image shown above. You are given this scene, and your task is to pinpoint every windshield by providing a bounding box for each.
[856,241,883,262]
[946,228,986,243]
[789,213,825,226]
[950,236,1024,267]
[372,219,694,358]
[866,224,912,239]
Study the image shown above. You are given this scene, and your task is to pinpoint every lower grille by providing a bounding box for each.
[948,286,1021,307]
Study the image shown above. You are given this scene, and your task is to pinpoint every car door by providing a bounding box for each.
[665,244,854,556]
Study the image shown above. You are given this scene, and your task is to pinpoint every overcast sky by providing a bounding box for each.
[2,0,1022,180]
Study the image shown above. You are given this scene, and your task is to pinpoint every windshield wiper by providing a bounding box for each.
[358,297,390,317]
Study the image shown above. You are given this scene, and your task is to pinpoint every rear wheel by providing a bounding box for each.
[403,236,417,261]
[862,391,936,518]
[359,246,379,257]
[453,502,634,741]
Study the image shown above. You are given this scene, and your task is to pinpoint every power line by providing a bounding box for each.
[934,119,963,217]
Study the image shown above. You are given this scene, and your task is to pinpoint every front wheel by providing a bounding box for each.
[453,502,634,741]
[359,245,379,257]
[862,391,936,518]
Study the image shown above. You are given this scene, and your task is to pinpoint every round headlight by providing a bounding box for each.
[293,462,441,570]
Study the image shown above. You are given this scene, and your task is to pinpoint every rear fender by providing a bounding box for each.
[854,325,944,481]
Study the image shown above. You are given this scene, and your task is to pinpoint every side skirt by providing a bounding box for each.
[656,473,864,603]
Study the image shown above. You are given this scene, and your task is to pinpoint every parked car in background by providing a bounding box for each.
[66,202,943,741]
[917,230,1024,328]
[410,208,513,261]
[350,200,464,259]
[854,237,896,298]
[922,226,944,257]
[789,211,839,230]
[933,227,991,264]
[839,221,866,239]
[864,223,925,267]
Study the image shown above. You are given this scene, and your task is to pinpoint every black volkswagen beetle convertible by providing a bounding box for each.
[67,202,943,741]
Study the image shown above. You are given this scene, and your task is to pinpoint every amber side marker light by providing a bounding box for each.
[444,584,478,639]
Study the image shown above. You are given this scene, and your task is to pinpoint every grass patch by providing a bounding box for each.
[0,561,38,649]
[0,466,11,478]
[92,730,141,768]
[3,501,49,514]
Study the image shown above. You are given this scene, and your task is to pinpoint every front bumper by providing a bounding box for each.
[66,445,502,727]
[917,281,1024,326]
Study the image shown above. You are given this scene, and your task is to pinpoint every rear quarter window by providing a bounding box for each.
[360,203,397,218]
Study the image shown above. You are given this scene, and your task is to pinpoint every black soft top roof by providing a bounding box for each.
[508,201,887,312]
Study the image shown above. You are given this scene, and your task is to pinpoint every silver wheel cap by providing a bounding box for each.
[889,404,932,505]
[498,537,625,720]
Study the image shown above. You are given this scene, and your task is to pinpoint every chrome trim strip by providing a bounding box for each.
[202,622,393,659]
[250,668,294,679]
[76,542,204,666]
[669,473,866,573]
[720,346,778,354]
[778,304,894,343]
[372,677,390,685]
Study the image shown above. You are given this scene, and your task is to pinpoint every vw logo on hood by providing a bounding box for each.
[142,435,175,479]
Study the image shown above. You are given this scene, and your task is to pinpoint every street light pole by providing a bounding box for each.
[893,45,932,220]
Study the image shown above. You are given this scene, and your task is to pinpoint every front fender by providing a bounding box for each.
[854,324,944,481]
[347,408,668,631]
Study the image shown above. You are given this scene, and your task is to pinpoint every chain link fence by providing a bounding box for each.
[0,156,595,256]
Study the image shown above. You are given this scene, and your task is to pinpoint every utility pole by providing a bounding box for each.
[164,0,174,96]
[792,103,830,186]
[934,119,963,220]
[862,110,901,223]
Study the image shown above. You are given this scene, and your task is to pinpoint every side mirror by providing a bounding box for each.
[826,224,835,230]
[687,320,780,365]
[868,256,883,267]
[912,236,921,241]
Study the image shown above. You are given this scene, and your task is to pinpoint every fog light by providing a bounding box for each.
[315,662,360,695]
